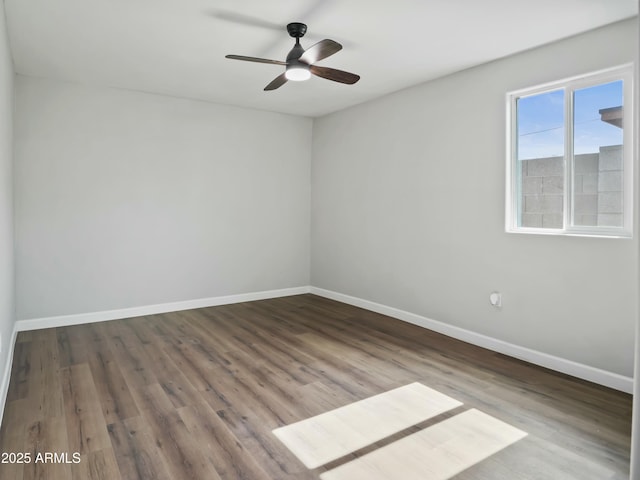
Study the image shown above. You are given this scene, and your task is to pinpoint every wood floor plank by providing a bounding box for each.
[78,322,141,425]
[141,327,234,416]
[202,306,325,388]
[72,448,122,480]
[61,363,112,455]
[452,434,618,480]
[197,353,296,426]
[6,340,31,402]
[57,326,88,368]
[215,404,313,479]
[85,349,140,425]
[0,399,29,480]
[107,417,173,480]
[134,383,222,480]
[27,329,64,421]
[158,337,234,396]
[140,342,202,410]
[0,294,631,479]
[296,381,363,418]
[221,347,312,422]
[23,416,72,480]
[178,401,273,480]
[107,343,158,390]
[148,310,238,373]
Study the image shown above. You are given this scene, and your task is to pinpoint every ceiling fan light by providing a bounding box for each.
[285,65,311,81]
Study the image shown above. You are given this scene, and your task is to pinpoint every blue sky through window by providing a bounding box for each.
[517,80,623,160]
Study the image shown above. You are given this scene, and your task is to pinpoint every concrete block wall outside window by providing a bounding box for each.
[520,145,623,229]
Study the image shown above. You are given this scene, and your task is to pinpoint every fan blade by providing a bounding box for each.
[211,10,283,32]
[310,65,360,84]
[298,39,342,65]
[225,55,286,66]
[264,73,288,91]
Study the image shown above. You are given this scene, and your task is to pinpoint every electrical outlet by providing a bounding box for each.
[489,292,502,308]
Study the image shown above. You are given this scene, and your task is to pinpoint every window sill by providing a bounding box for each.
[505,227,632,239]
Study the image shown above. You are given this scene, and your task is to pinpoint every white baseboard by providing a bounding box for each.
[310,287,633,394]
[0,323,19,429]
[15,286,311,332]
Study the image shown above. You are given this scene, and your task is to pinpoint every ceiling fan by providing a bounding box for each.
[225,22,360,91]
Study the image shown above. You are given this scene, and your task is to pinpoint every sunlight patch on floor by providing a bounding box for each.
[320,408,527,480]
[272,382,462,468]
[273,382,527,478]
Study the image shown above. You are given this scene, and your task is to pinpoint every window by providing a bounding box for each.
[506,65,633,237]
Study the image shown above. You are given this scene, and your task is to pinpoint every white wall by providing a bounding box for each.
[311,18,638,377]
[14,77,311,319]
[0,0,14,414]
[0,2,15,394]
[629,8,639,479]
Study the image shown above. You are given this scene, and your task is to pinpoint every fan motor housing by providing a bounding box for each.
[287,22,307,38]
[286,43,305,62]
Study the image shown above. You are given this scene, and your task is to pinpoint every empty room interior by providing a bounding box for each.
[0,1,639,479]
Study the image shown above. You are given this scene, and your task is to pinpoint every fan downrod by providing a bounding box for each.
[287,22,307,39]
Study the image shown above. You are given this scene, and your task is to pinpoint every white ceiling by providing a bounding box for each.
[4,0,638,117]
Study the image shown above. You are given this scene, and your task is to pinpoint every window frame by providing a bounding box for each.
[506,64,634,238]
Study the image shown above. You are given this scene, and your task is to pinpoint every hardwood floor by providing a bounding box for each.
[0,294,632,479]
